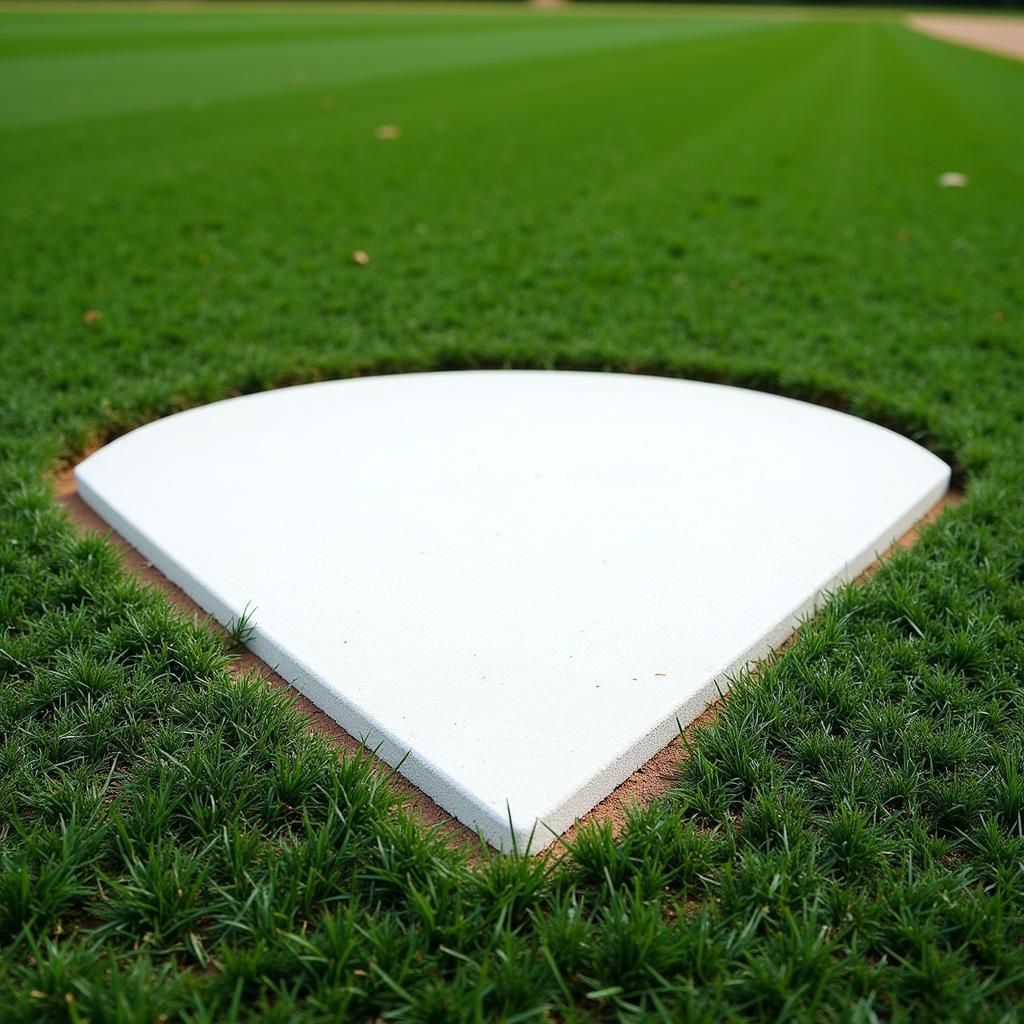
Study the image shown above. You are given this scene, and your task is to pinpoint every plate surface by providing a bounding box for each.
[76,371,950,848]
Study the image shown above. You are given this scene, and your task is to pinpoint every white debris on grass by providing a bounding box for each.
[939,172,968,188]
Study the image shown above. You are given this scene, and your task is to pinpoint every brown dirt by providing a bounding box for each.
[53,465,958,855]
[908,14,1024,62]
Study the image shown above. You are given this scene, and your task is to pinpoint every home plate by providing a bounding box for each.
[75,371,950,849]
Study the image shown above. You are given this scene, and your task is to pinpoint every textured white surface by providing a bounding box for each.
[76,372,949,849]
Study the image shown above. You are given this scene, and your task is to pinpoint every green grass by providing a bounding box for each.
[2,4,1023,1020]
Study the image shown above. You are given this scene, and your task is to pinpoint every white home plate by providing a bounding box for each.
[76,372,949,849]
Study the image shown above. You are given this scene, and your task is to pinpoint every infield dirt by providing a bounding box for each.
[909,14,1024,62]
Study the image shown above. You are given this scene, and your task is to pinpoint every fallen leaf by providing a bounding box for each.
[375,124,400,140]
[83,309,102,323]
[351,250,371,266]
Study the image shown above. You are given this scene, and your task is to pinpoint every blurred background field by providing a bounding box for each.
[2,3,1019,463]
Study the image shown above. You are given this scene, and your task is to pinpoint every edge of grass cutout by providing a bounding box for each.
[50,366,962,855]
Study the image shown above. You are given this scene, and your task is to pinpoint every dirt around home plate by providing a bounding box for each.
[54,465,958,858]
[908,14,1024,62]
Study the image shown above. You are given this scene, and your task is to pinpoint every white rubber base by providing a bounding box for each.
[75,372,949,850]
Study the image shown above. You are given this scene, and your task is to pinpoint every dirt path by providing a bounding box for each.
[908,14,1024,62]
